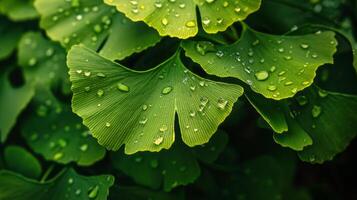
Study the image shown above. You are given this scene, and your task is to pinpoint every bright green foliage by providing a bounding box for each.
[3,146,42,179]
[183,24,337,100]
[0,0,38,21]
[67,45,243,153]
[0,66,35,142]
[0,168,114,200]
[104,0,261,38]
[248,86,357,163]
[35,0,161,60]
[21,89,106,166]
[111,131,227,191]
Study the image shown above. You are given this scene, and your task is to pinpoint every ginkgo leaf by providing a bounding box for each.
[67,45,243,153]
[4,145,42,179]
[0,0,38,21]
[0,168,114,200]
[35,0,161,60]
[104,0,261,39]
[182,24,337,100]
[248,86,357,163]
[111,131,227,191]
[0,66,35,142]
[21,89,106,166]
[18,32,70,92]
[0,16,24,60]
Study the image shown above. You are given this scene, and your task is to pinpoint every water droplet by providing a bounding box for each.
[68,178,74,184]
[117,83,130,92]
[217,98,228,109]
[53,152,63,160]
[267,85,277,91]
[88,185,99,199]
[84,71,91,77]
[58,138,67,147]
[189,110,196,117]
[105,122,111,127]
[284,81,293,86]
[318,89,328,98]
[296,95,308,106]
[97,89,104,97]
[162,86,173,95]
[159,125,168,132]
[216,50,224,58]
[300,44,309,49]
[142,104,148,111]
[139,117,148,125]
[154,136,163,145]
[311,105,322,118]
[150,159,159,168]
[80,144,88,152]
[161,18,168,26]
[75,189,81,195]
[96,72,106,77]
[254,70,269,81]
[185,20,196,27]
[200,96,209,106]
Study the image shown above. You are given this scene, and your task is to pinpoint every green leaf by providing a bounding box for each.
[182,24,337,100]
[0,168,114,200]
[21,89,106,166]
[109,186,185,200]
[67,45,243,153]
[104,0,261,38]
[18,32,70,92]
[0,0,38,21]
[0,66,35,142]
[34,0,161,60]
[4,145,42,179]
[249,86,357,163]
[0,16,24,60]
[111,131,227,191]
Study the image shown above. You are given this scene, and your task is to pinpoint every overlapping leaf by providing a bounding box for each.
[105,0,261,38]
[248,86,357,163]
[67,45,243,153]
[35,0,161,60]
[0,16,24,60]
[0,168,114,200]
[18,32,70,92]
[3,146,42,179]
[21,89,106,166]
[183,24,337,100]
[0,66,35,142]
[111,131,227,191]
[0,0,38,21]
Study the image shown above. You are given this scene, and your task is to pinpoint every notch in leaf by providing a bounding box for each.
[67,45,243,153]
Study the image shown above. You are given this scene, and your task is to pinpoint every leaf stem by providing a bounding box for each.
[40,164,55,183]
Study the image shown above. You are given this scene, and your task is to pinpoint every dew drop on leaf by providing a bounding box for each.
[88,185,99,199]
[162,86,173,95]
[254,70,269,81]
[117,83,130,92]
[154,136,164,145]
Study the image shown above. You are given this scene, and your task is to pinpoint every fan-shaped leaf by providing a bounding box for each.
[21,89,106,166]
[248,86,357,163]
[35,0,161,60]
[111,131,227,191]
[67,45,243,153]
[3,145,42,179]
[104,0,261,38]
[0,168,114,200]
[182,24,337,100]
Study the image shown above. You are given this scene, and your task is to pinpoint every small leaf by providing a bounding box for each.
[0,168,114,200]
[183,24,337,100]
[67,45,243,153]
[34,0,161,60]
[0,66,35,142]
[4,145,42,179]
[104,0,261,38]
[21,89,106,166]
[111,131,227,191]
[0,0,38,21]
